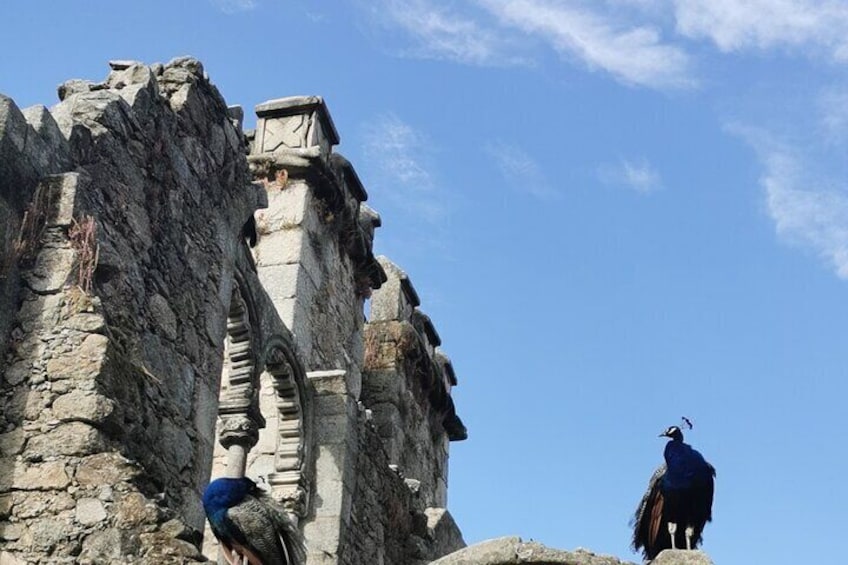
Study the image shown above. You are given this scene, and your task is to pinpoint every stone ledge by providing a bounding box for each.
[430,536,638,565]
[652,549,713,564]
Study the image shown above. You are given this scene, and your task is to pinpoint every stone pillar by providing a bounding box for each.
[245,96,384,564]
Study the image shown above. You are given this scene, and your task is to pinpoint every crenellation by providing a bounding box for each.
[370,256,420,322]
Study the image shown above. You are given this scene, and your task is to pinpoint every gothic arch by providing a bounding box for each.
[263,336,313,517]
[213,269,312,516]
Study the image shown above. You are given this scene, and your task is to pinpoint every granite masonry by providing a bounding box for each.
[0,58,711,565]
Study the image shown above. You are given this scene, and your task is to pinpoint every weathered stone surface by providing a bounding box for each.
[0,522,24,541]
[22,247,75,293]
[75,452,139,485]
[430,537,637,565]
[20,106,73,172]
[0,429,25,456]
[0,550,26,565]
[148,293,178,341]
[52,390,115,424]
[11,460,70,490]
[64,312,105,332]
[5,56,470,565]
[115,492,159,527]
[75,497,107,525]
[46,333,108,381]
[426,507,466,558]
[652,550,713,564]
[79,528,141,562]
[25,517,78,552]
[24,422,106,458]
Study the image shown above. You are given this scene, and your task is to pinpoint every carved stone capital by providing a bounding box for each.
[218,414,261,450]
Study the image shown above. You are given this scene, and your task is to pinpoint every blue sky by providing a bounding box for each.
[3,2,848,563]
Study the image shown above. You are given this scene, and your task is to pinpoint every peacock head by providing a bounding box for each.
[659,425,684,442]
[202,477,256,511]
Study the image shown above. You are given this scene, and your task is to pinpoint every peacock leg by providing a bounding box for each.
[685,526,694,550]
[667,522,677,549]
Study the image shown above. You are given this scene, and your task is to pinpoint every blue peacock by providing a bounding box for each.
[203,477,306,565]
[631,423,716,560]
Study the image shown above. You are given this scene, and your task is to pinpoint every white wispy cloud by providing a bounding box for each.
[598,158,663,194]
[730,125,848,279]
[362,113,446,223]
[672,0,848,60]
[364,0,692,89]
[818,87,848,144]
[367,0,523,66]
[485,141,557,200]
[212,0,257,13]
[477,0,693,89]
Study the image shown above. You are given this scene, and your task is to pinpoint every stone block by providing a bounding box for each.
[46,333,108,381]
[0,552,25,565]
[75,498,107,525]
[0,522,23,541]
[246,453,276,479]
[2,362,29,387]
[52,390,115,424]
[0,429,25,456]
[65,312,105,333]
[23,247,75,293]
[254,228,304,267]
[308,369,349,397]
[302,515,344,557]
[24,516,79,552]
[652,550,713,564]
[370,257,419,322]
[24,422,105,458]
[258,263,312,304]
[115,492,158,527]
[79,528,140,561]
[74,452,139,486]
[12,460,70,490]
[258,180,311,231]
[314,411,355,444]
[254,95,339,157]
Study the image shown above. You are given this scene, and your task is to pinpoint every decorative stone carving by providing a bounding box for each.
[264,343,311,516]
[253,96,339,159]
[218,282,265,458]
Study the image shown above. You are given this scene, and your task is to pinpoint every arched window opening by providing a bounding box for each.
[264,341,312,517]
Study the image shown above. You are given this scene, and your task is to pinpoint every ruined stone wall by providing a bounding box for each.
[1,58,467,565]
[218,95,466,565]
[0,58,266,563]
[362,258,466,512]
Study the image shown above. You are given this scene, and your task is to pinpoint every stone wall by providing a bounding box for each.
[362,258,466,511]
[0,58,273,563]
[1,58,467,565]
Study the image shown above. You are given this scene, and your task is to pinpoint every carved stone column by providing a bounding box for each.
[218,281,265,477]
